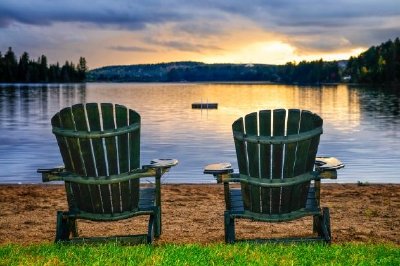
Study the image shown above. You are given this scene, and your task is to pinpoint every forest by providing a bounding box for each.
[1,37,399,84]
[345,38,400,84]
[88,37,399,85]
[0,47,87,83]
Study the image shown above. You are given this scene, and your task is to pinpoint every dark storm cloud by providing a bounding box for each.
[145,38,224,53]
[1,0,399,52]
[109,46,157,52]
[0,0,188,29]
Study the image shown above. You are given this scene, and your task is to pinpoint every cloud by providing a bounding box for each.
[109,45,157,52]
[0,0,188,30]
[145,38,224,53]
[1,0,399,65]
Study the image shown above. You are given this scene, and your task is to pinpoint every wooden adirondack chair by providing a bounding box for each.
[38,103,177,244]
[204,109,343,243]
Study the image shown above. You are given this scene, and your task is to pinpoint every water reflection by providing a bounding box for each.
[0,83,399,184]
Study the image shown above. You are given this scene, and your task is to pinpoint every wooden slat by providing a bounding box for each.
[101,103,120,214]
[271,109,286,214]
[245,112,260,213]
[259,110,271,214]
[281,109,300,213]
[101,103,118,175]
[59,107,84,175]
[51,113,73,171]
[293,110,314,176]
[283,109,300,178]
[116,105,129,173]
[306,115,323,172]
[233,118,251,211]
[129,110,141,209]
[292,110,315,211]
[72,104,96,176]
[58,107,87,212]
[85,103,107,176]
[85,103,111,213]
[71,104,95,213]
[115,105,131,212]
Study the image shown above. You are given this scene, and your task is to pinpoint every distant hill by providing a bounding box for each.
[87,37,400,84]
[87,61,280,82]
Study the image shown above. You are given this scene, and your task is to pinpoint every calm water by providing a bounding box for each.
[0,83,399,184]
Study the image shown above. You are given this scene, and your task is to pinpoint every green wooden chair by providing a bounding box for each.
[38,103,178,244]
[204,109,344,243]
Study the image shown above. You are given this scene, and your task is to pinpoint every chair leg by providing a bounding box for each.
[69,218,79,238]
[224,211,235,243]
[55,211,71,242]
[154,206,161,238]
[147,214,155,244]
[313,214,321,234]
[321,207,331,243]
[313,208,331,243]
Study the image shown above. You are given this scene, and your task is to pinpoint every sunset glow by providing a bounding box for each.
[1,1,399,68]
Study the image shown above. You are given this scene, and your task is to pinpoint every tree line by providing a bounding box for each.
[89,60,340,84]
[345,38,400,84]
[0,47,88,83]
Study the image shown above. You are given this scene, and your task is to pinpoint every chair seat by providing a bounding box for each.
[66,186,157,221]
[138,186,156,210]
[228,185,320,220]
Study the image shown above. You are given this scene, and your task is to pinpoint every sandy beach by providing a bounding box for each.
[0,184,399,245]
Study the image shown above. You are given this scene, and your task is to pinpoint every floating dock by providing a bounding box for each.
[192,103,218,109]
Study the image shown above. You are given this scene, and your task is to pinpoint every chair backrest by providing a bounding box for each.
[51,103,141,214]
[232,109,323,214]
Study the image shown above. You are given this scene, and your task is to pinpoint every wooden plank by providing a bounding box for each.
[85,103,107,177]
[85,103,110,213]
[129,110,141,209]
[259,110,271,214]
[115,105,131,212]
[232,117,251,211]
[71,104,95,213]
[271,109,286,214]
[306,114,323,172]
[58,106,86,211]
[292,110,314,211]
[281,109,300,213]
[245,112,260,213]
[271,109,286,179]
[283,109,300,178]
[129,110,141,170]
[59,107,84,175]
[51,113,73,171]
[71,104,96,176]
[101,103,118,175]
[293,110,314,175]
[101,103,120,214]
[115,105,129,173]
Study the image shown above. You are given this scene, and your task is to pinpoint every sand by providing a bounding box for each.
[0,184,399,245]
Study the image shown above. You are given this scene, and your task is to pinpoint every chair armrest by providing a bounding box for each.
[143,159,178,171]
[223,172,319,187]
[315,156,345,179]
[203,162,234,183]
[37,166,65,182]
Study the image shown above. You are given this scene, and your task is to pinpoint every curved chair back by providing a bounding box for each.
[51,103,141,214]
[232,109,323,214]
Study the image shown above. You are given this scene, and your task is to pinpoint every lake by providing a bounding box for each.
[0,83,399,184]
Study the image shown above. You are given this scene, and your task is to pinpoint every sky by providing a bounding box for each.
[1,0,400,69]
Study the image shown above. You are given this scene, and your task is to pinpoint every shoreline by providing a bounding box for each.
[1,183,399,245]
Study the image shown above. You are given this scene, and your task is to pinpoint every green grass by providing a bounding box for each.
[0,243,399,266]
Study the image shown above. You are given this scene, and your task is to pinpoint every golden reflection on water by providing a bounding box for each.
[85,83,362,146]
[1,83,399,183]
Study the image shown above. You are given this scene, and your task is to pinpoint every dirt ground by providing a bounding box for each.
[0,184,399,245]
